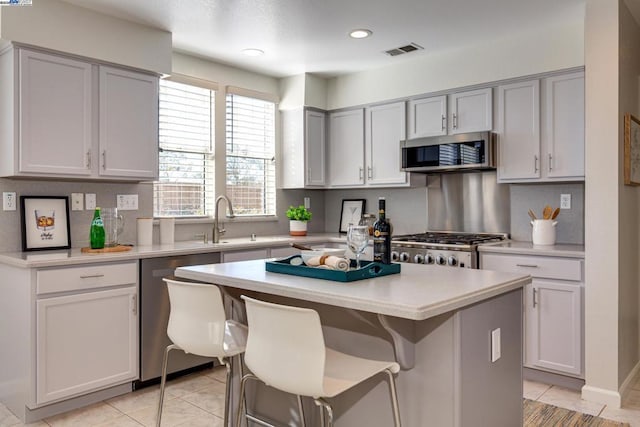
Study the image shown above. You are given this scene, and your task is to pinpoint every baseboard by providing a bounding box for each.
[618,360,640,406]
[581,385,621,408]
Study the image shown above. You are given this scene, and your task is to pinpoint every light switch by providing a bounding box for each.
[85,193,97,210]
[491,328,501,362]
[71,193,83,211]
[560,194,571,210]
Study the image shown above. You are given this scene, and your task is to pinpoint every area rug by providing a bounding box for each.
[524,399,630,427]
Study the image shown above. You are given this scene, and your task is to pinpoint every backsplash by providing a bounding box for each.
[510,182,585,244]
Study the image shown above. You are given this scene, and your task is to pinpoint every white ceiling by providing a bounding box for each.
[61,0,586,78]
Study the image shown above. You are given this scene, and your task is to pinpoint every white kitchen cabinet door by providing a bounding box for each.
[527,280,582,376]
[19,50,92,176]
[305,110,326,186]
[407,95,447,138]
[36,286,138,404]
[497,80,540,181]
[544,72,585,180]
[99,66,158,179]
[449,88,492,134]
[328,109,365,187]
[366,101,407,186]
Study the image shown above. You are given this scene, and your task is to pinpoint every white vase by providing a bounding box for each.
[289,220,308,236]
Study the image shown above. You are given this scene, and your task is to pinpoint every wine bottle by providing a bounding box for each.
[90,207,105,249]
[373,197,391,264]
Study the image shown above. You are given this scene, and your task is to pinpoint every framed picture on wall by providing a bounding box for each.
[339,199,366,233]
[20,196,71,252]
[624,113,640,185]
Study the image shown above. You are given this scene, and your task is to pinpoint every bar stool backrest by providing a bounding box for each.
[163,278,227,357]
[242,295,326,397]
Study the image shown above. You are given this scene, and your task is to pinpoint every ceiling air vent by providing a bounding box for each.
[384,43,423,57]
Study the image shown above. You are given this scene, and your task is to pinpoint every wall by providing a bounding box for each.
[510,183,584,244]
[326,21,584,110]
[0,0,171,74]
[323,187,428,236]
[617,0,640,389]
[0,179,151,252]
[583,0,622,407]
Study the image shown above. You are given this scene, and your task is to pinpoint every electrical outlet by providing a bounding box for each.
[304,197,310,209]
[2,192,16,211]
[85,193,97,210]
[560,194,571,210]
[117,194,139,211]
[71,193,83,211]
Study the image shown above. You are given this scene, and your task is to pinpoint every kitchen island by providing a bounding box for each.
[176,260,531,427]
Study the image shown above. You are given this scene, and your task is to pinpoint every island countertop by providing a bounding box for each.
[175,260,531,321]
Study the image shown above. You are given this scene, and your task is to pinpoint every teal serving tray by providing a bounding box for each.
[265,255,401,282]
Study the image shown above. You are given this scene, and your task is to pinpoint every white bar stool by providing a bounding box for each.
[236,295,401,427]
[157,278,247,427]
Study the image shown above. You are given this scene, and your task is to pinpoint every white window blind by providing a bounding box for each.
[154,79,215,217]
[225,93,276,216]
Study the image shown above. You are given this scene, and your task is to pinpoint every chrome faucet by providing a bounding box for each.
[213,195,235,243]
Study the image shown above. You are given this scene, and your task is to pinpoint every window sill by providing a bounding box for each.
[156,216,280,225]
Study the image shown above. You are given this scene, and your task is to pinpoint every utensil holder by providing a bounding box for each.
[159,217,175,245]
[137,217,153,246]
[531,219,557,245]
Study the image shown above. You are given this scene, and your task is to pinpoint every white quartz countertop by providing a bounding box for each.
[0,234,345,268]
[175,260,530,321]
[478,240,585,258]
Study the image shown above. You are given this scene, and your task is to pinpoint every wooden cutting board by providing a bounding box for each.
[81,245,133,254]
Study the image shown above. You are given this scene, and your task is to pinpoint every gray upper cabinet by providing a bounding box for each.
[280,108,326,189]
[407,88,492,139]
[497,71,584,183]
[0,46,159,181]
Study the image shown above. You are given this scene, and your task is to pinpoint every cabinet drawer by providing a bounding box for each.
[37,262,137,295]
[481,253,582,281]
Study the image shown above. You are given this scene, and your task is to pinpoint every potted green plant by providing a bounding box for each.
[286,205,312,236]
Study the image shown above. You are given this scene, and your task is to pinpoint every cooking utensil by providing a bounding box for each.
[528,209,537,220]
[551,207,560,220]
[290,243,313,251]
[542,205,552,220]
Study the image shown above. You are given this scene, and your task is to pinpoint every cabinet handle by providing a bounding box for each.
[102,150,106,170]
[86,150,91,169]
[516,264,539,268]
[80,274,105,279]
[441,115,446,131]
[534,155,539,173]
[533,288,538,308]
[452,113,458,129]
[307,167,311,182]
[367,166,373,179]
[359,167,364,180]
[548,153,553,171]
[132,294,138,315]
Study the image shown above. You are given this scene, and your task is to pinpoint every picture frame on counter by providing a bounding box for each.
[20,196,71,252]
[339,199,366,233]
[624,113,640,186]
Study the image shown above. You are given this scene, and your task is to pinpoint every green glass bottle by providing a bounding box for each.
[90,207,105,249]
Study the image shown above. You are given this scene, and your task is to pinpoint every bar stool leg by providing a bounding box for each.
[385,369,402,427]
[296,395,306,427]
[157,344,179,427]
[223,358,232,426]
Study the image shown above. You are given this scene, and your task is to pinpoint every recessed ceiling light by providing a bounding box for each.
[349,29,372,39]
[242,48,264,57]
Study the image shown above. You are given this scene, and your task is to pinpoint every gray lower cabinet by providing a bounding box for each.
[480,252,584,378]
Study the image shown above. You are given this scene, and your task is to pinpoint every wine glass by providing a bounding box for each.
[347,224,369,269]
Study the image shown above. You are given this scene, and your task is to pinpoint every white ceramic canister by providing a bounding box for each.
[159,217,175,245]
[137,217,153,246]
[531,219,558,245]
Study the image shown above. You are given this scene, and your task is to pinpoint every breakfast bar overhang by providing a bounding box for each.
[176,260,531,427]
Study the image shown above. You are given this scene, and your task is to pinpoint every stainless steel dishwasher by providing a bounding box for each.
[138,252,221,386]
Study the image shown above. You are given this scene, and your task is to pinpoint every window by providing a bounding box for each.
[154,79,215,217]
[225,92,276,216]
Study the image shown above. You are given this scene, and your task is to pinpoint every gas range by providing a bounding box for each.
[391,231,508,268]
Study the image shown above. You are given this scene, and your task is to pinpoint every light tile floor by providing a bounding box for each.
[3,366,640,426]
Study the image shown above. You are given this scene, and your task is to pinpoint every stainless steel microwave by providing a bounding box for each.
[401,131,496,173]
